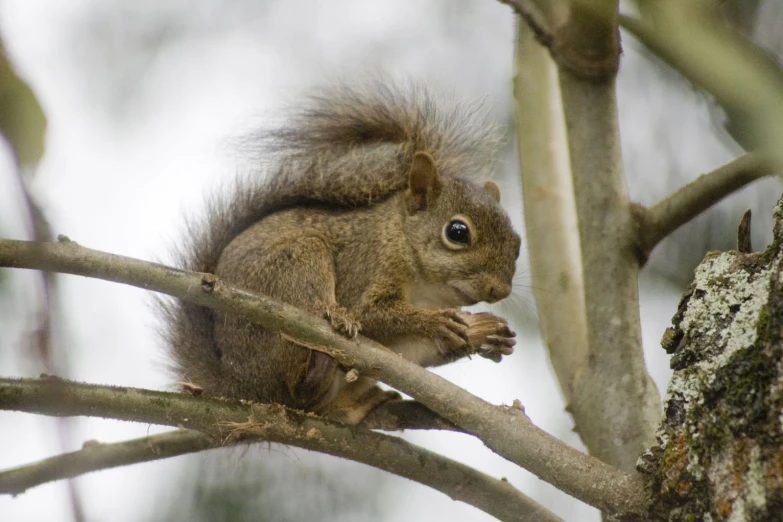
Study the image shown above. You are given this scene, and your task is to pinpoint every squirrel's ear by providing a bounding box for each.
[406,151,442,213]
[483,181,501,203]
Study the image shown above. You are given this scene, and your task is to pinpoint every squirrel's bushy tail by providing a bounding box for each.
[160,78,501,383]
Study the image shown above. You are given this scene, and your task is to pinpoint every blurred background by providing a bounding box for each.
[1,1,781,521]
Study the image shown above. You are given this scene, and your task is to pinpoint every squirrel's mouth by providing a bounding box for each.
[449,284,479,306]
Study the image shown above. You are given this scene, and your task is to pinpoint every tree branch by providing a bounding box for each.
[0,378,560,522]
[638,151,776,258]
[0,429,210,496]
[12,156,87,522]
[542,0,662,473]
[620,6,783,169]
[0,238,649,518]
[512,9,591,443]
[0,389,458,495]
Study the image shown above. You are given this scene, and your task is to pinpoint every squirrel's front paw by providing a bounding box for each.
[457,311,516,363]
[429,309,471,354]
[324,303,361,338]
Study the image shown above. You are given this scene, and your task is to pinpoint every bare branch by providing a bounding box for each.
[547,0,662,472]
[639,152,775,257]
[0,378,562,522]
[13,169,56,370]
[0,238,648,518]
[11,139,86,522]
[0,430,210,496]
[512,9,590,441]
[513,0,661,474]
[619,7,783,169]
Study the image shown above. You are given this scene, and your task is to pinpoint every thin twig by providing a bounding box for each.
[12,162,86,522]
[639,151,775,257]
[13,170,55,369]
[0,239,649,518]
[0,430,210,496]
[0,378,562,522]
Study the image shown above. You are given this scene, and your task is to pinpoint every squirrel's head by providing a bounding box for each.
[402,151,521,307]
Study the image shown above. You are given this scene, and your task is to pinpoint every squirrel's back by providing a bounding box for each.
[160,79,502,387]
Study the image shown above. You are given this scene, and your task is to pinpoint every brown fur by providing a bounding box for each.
[160,80,520,424]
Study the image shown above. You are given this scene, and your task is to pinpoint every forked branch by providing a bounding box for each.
[0,378,558,522]
[0,401,461,496]
[497,0,554,48]
[0,238,648,518]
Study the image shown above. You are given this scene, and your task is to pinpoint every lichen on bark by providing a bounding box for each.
[639,196,783,521]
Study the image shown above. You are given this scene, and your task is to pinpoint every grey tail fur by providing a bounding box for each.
[159,78,502,387]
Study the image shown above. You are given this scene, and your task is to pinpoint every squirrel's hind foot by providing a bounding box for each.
[322,381,400,426]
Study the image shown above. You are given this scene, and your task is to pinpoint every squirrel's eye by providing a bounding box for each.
[445,220,470,245]
[441,215,475,250]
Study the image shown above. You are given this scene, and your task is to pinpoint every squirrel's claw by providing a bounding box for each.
[479,346,504,363]
[455,311,517,362]
[324,303,362,339]
[432,309,471,353]
[486,334,516,349]
[442,309,470,327]
[478,335,516,362]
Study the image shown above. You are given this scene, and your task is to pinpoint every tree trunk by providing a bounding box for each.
[639,197,783,520]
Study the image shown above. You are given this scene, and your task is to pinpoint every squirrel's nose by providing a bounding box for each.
[487,281,512,303]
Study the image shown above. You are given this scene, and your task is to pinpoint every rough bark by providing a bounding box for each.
[638,196,783,520]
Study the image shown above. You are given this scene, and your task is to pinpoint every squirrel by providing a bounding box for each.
[160,80,521,425]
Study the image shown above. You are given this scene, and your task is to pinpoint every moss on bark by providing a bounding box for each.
[640,197,783,521]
